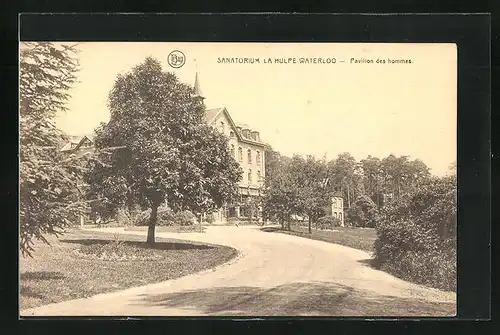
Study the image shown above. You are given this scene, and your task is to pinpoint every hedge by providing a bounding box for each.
[374,175,457,291]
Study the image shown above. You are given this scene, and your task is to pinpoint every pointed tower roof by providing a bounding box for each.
[193,72,204,100]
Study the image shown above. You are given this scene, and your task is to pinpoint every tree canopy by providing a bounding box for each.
[87,57,242,244]
[19,42,83,256]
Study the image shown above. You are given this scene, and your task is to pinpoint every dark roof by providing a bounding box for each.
[60,134,94,152]
[332,191,343,198]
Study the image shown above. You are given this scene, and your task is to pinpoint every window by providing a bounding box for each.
[256,151,261,165]
[247,149,252,164]
[333,200,337,209]
[257,170,261,181]
[334,212,338,219]
[339,213,343,221]
[230,144,235,158]
[220,121,225,133]
[248,169,252,183]
[238,147,243,162]
[230,131,235,138]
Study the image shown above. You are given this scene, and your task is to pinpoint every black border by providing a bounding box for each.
[10,12,491,330]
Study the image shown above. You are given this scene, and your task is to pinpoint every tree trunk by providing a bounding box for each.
[280,215,285,230]
[287,216,291,231]
[308,215,312,234]
[147,203,159,245]
[347,183,351,208]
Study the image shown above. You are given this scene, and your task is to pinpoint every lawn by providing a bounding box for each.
[20,229,238,310]
[262,224,377,253]
[124,225,206,233]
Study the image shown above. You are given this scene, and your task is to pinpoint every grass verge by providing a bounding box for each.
[124,225,205,233]
[20,229,238,310]
[261,224,376,253]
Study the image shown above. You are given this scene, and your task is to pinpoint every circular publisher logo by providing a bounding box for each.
[167,50,186,68]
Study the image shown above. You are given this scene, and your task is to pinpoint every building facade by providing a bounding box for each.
[194,72,268,223]
[330,195,345,227]
[203,107,268,222]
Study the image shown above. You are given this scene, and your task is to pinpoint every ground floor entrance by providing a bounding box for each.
[204,188,263,224]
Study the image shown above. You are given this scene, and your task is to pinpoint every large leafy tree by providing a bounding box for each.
[291,155,330,233]
[360,155,383,207]
[327,152,362,208]
[87,57,241,244]
[379,154,431,203]
[19,42,83,256]
[262,149,300,230]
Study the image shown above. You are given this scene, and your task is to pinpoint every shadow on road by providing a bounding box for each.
[259,227,282,233]
[59,239,215,251]
[357,258,380,269]
[135,281,455,316]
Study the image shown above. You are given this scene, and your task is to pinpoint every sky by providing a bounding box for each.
[54,42,457,176]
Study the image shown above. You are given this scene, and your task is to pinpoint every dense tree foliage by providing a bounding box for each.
[374,172,457,290]
[292,155,330,233]
[264,148,436,230]
[19,42,84,257]
[346,194,379,228]
[262,149,300,230]
[87,57,242,244]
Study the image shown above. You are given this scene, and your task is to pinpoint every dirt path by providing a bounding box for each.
[20,225,456,316]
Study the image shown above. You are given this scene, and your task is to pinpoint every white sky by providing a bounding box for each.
[54,42,457,176]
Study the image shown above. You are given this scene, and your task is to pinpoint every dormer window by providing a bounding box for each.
[247,149,252,164]
[230,131,235,138]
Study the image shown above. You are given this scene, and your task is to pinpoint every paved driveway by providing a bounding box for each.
[20,225,456,317]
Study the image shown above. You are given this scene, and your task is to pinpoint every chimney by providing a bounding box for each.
[251,131,260,141]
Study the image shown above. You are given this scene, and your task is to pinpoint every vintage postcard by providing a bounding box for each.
[19,42,457,317]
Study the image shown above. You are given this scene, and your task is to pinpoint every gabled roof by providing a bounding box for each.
[204,107,224,124]
[60,135,94,152]
[203,107,268,148]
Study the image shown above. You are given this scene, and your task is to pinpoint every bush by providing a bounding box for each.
[347,194,379,228]
[116,208,133,226]
[134,206,175,226]
[374,175,457,291]
[173,210,197,226]
[134,207,197,227]
[316,216,342,230]
[205,213,215,224]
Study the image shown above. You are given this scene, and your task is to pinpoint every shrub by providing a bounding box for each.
[205,213,215,224]
[173,210,197,226]
[374,175,457,291]
[134,206,175,227]
[116,208,133,226]
[347,194,379,228]
[316,216,342,230]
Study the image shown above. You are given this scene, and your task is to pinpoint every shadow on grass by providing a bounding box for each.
[20,271,66,281]
[20,285,46,300]
[59,239,215,251]
[136,281,455,316]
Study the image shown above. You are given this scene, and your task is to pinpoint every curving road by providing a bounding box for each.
[20,225,456,317]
